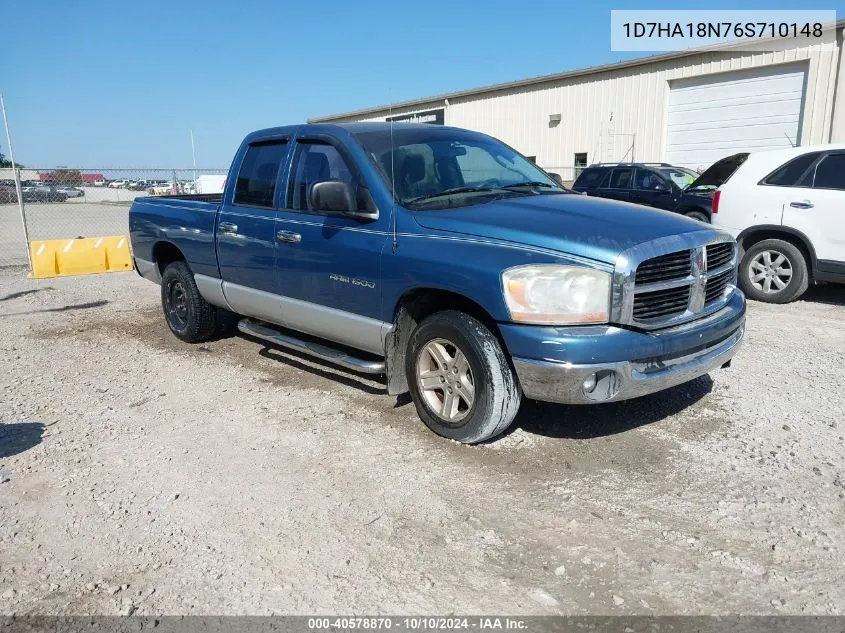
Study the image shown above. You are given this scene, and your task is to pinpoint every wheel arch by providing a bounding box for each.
[383,287,504,396]
[735,225,817,281]
[152,240,187,276]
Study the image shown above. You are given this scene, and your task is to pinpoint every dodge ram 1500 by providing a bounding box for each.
[129,123,746,443]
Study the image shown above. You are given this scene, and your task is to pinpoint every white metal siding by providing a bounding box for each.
[323,35,841,175]
[665,65,807,168]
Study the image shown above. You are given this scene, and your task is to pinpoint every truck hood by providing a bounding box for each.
[411,193,706,265]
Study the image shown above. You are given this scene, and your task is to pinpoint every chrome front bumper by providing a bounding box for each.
[513,324,745,404]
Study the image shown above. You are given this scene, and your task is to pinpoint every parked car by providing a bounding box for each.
[20,182,67,203]
[149,183,175,196]
[109,180,129,188]
[52,185,85,198]
[712,144,845,303]
[571,161,746,223]
[129,123,745,444]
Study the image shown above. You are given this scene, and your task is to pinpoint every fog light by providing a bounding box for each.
[582,369,621,402]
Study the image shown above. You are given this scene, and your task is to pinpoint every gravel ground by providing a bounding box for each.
[1,267,843,615]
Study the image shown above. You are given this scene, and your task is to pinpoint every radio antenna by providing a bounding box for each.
[389,100,398,254]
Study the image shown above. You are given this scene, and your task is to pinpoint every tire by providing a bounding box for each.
[685,210,709,223]
[160,261,218,342]
[739,238,809,304]
[406,310,521,444]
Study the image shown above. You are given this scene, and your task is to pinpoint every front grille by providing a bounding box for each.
[635,250,692,284]
[633,285,691,321]
[706,243,733,270]
[623,240,736,328]
[705,269,733,304]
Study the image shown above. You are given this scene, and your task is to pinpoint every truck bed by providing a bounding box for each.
[129,194,222,279]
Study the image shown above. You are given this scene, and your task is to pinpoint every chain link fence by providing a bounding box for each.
[0,168,227,269]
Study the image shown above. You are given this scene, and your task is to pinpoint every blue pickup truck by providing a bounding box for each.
[129,123,746,443]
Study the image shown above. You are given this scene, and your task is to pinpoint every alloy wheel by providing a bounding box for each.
[416,338,475,425]
[749,250,793,294]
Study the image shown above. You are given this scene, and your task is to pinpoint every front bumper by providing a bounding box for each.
[505,291,746,404]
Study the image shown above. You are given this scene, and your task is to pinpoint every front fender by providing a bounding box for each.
[381,230,611,323]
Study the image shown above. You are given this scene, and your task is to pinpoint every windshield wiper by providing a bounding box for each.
[405,186,506,204]
[500,181,561,190]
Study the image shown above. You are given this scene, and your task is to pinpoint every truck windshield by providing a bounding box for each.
[353,128,564,209]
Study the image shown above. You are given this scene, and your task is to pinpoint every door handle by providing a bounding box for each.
[276,230,302,244]
[219,221,238,234]
[789,200,814,209]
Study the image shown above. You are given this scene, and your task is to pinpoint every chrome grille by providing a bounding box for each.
[613,233,738,330]
[706,243,733,270]
[632,248,694,322]
[705,268,733,305]
[635,250,692,284]
[633,285,691,321]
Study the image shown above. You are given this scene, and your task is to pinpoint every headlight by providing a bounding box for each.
[502,265,611,325]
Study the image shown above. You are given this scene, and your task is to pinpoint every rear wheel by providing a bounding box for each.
[160,261,218,342]
[406,311,521,444]
[739,238,809,303]
[685,210,709,223]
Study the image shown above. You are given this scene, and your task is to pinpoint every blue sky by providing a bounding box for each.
[2,0,826,167]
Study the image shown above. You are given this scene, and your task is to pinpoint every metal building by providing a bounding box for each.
[310,23,845,179]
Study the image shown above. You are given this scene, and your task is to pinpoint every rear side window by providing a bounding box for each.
[812,153,845,190]
[761,152,821,187]
[573,168,607,189]
[608,168,633,189]
[234,140,288,207]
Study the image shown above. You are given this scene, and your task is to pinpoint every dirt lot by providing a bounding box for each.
[1,267,843,615]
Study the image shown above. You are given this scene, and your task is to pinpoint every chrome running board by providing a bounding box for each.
[237,319,386,375]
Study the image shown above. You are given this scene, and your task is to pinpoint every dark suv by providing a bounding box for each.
[571,160,746,223]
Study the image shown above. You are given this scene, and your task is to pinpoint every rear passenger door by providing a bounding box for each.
[271,135,392,355]
[598,167,633,202]
[216,138,289,319]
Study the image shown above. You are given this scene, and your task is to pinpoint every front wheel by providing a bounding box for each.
[739,238,809,303]
[406,311,521,444]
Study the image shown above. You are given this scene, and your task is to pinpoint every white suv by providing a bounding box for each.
[712,144,845,303]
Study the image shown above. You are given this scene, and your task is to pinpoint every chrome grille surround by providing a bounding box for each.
[610,230,738,330]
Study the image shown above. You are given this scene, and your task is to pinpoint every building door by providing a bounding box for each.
[665,65,807,169]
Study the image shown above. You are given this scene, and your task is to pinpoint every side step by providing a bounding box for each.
[237,319,386,375]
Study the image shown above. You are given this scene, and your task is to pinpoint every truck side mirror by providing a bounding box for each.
[548,172,563,185]
[310,180,357,213]
[310,180,379,221]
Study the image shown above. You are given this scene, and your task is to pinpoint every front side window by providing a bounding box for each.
[761,152,822,188]
[234,140,287,207]
[288,142,357,212]
[812,153,845,190]
[634,169,667,190]
[608,168,633,189]
[353,128,562,209]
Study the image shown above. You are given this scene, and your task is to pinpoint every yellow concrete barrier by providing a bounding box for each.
[29,236,134,279]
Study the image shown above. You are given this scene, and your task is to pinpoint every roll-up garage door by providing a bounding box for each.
[665,65,807,169]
